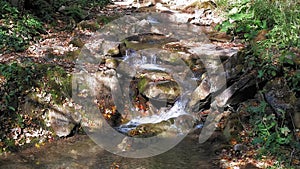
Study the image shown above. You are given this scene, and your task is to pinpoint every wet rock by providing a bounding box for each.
[105,58,119,69]
[128,120,172,137]
[123,33,178,50]
[142,80,181,103]
[188,43,238,60]
[138,71,173,82]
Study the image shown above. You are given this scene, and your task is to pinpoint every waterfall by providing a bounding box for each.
[150,54,157,64]
[118,48,195,134]
[142,55,147,64]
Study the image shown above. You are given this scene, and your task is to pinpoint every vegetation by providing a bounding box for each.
[0,1,44,53]
[0,62,72,152]
[0,0,299,168]
[217,0,300,167]
[0,0,110,53]
[217,0,299,89]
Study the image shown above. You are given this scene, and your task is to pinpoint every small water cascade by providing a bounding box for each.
[116,48,197,136]
[150,54,156,64]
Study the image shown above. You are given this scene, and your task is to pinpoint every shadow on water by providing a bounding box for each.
[0,133,223,169]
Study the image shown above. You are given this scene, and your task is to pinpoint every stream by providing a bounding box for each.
[1,10,238,169]
[0,134,223,169]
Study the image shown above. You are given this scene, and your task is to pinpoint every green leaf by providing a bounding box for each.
[280,126,290,136]
[8,106,15,111]
[258,70,264,78]
[252,137,263,144]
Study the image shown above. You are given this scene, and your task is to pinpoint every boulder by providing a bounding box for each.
[142,80,181,103]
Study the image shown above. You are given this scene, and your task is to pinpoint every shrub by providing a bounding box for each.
[0,1,43,53]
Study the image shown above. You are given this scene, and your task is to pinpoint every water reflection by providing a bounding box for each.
[0,134,219,169]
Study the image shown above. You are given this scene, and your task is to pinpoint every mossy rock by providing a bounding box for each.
[143,80,181,103]
[70,38,84,48]
[96,15,121,25]
[77,20,100,31]
[137,77,150,93]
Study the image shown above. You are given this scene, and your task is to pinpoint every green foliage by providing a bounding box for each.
[217,1,299,166]
[217,0,299,46]
[218,0,299,91]
[216,0,267,40]
[0,62,72,153]
[63,5,87,23]
[0,1,43,53]
[0,62,37,113]
[43,66,72,104]
[0,62,71,112]
[248,101,293,165]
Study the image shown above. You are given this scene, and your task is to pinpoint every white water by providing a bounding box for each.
[127,100,189,126]
[150,54,157,64]
[118,49,195,132]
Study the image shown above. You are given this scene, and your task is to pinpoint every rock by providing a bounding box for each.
[123,33,178,50]
[188,75,211,109]
[138,71,173,82]
[208,32,233,42]
[263,78,300,128]
[233,144,247,151]
[214,70,258,107]
[105,58,119,69]
[84,38,121,59]
[77,20,99,31]
[263,78,296,111]
[69,37,84,48]
[46,105,81,137]
[142,80,181,103]
[188,43,238,60]
[222,112,243,141]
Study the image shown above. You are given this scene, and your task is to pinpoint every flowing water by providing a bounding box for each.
[115,48,199,136]
[0,11,240,168]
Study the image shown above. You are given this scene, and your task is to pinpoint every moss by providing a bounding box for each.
[43,67,71,104]
[137,78,150,93]
[66,49,81,61]
[96,15,121,25]
[78,20,100,31]
[70,38,84,48]
[107,48,120,55]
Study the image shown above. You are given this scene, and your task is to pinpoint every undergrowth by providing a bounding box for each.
[0,1,44,53]
[216,0,300,167]
[0,62,71,153]
[0,0,110,53]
